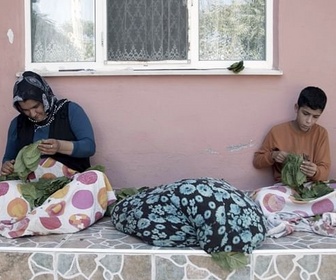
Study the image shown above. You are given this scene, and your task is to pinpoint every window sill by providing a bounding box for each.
[19,68,283,77]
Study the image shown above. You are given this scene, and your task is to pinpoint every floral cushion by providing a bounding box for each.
[111,177,266,253]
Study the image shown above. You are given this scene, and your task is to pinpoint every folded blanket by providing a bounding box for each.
[266,211,336,238]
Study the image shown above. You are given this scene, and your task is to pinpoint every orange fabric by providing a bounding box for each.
[253,121,331,182]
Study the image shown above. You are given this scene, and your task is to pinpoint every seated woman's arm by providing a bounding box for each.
[2,118,20,163]
[53,102,96,158]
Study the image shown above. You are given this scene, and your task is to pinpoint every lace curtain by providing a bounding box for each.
[106,0,188,61]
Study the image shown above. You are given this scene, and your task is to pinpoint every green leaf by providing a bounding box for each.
[86,164,106,173]
[107,186,150,217]
[211,252,248,271]
[14,141,42,181]
[115,188,140,200]
[281,154,306,188]
[14,146,29,173]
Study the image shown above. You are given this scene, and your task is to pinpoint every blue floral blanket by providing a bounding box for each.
[111,177,266,254]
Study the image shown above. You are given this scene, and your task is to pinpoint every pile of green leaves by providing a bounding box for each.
[0,173,20,182]
[292,181,333,201]
[19,176,71,209]
[18,165,107,209]
[281,153,333,200]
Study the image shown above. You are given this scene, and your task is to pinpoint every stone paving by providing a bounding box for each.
[1,217,336,279]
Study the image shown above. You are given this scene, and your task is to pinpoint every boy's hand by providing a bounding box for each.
[271,151,289,163]
[1,160,15,176]
[300,160,317,178]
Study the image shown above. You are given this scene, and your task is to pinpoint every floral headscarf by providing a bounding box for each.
[12,71,68,129]
[13,71,57,114]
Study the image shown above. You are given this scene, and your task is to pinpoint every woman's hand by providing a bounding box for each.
[38,139,60,155]
[39,139,74,156]
[1,160,15,176]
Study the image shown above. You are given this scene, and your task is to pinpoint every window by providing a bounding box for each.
[25,0,273,73]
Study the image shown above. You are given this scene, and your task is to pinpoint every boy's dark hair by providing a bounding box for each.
[297,86,327,111]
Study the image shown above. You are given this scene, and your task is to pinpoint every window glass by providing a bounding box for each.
[199,0,266,61]
[27,0,271,71]
[31,0,95,63]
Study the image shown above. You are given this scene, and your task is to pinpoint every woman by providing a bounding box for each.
[0,71,115,238]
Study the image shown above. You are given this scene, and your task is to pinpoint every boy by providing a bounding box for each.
[253,86,330,183]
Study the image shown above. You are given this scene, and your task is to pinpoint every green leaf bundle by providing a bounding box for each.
[14,141,42,181]
[281,154,306,189]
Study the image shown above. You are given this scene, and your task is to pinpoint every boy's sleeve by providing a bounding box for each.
[253,130,276,169]
[311,129,331,181]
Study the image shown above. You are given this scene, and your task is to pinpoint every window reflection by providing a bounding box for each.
[31,0,95,63]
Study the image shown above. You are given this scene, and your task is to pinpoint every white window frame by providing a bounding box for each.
[24,0,278,75]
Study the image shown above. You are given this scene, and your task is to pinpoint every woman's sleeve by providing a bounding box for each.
[68,102,96,158]
[2,118,20,163]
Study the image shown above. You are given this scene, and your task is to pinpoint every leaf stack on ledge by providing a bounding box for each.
[227,60,244,73]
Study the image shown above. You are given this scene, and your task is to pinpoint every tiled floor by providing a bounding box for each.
[1,217,336,279]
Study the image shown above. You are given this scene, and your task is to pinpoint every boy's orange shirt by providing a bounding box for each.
[253,121,331,182]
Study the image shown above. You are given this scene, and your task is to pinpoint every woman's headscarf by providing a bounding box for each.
[13,71,57,114]
[12,71,67,128]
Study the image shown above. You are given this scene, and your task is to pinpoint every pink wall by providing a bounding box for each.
[1,0,336,190]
